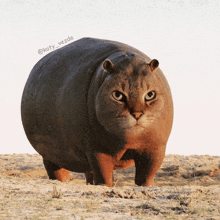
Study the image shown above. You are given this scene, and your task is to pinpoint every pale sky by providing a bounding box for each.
[1,0,220,155]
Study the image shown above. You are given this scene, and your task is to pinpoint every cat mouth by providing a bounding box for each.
[126,124,146,129]
[134,124,145,128]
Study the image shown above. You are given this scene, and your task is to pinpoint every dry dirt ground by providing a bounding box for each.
[0,154,219,219]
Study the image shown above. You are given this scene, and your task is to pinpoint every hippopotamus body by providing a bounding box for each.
[21,37,173,186]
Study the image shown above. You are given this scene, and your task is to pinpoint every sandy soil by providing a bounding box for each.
[0,154,219,219]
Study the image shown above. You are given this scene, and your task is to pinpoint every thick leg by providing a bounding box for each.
[134,146,166,186]
[86,152,114,187]
[85,171,94,185]
[43,159,70,182]
[54,168,71,182]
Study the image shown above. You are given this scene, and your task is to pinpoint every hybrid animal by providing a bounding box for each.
[21,38,173,186]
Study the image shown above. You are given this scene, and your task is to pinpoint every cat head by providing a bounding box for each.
[95,53,169,139]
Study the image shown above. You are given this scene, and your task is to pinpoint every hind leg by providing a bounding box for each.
[85,171,94,185]
[43,159,70,182]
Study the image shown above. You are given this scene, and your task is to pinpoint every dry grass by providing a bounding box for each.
[0,154,219,219]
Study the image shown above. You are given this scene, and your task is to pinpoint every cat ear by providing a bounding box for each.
[103,59,115,73]
[149,59,159,71]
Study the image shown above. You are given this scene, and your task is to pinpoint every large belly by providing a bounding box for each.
[29,134,91,172]
[114,159,134,170]
[114,149,135,170]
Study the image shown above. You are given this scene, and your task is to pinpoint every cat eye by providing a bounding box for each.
[112,91,126,102]
[145,91,156,101]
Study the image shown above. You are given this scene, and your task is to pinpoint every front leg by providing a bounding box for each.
[86,152,114,187]
[134,146,166,186]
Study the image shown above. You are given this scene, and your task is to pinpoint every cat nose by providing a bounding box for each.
[131,111,143,120]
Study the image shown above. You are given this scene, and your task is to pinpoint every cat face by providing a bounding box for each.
[95,58,166,139]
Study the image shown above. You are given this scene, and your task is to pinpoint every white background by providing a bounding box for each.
[1,0,220,155]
